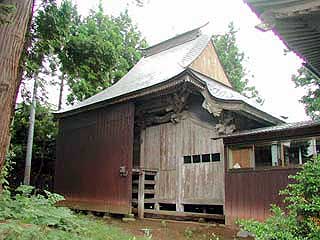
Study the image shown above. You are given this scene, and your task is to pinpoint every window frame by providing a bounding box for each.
[228,144,255,170]
[227,136,319,171]
[183,152,221,164]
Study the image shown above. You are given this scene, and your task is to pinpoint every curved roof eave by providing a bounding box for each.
[187,69,284,124]
[55,69,283,125]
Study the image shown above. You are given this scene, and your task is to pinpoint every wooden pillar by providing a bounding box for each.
[251,144,255,169]
[138,171,145,219]
[280,143,285,167]
[176,156,184,212]
[154,202,160,211]
[138,129,145,219]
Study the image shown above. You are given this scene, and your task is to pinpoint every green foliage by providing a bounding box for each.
[212,22,263,104]
[22,0,146,105]
[184,227,195,239]
[238,157,320,240]
[0,186,142,239]
[0,2,16,25]
[0,149,15,188]
[64,6,146,104]
[9,103,57,190]
[22,0,79,102]
[292,66,320,119]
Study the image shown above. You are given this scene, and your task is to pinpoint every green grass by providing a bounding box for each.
[0,217,140,240]
[0,185,142,240]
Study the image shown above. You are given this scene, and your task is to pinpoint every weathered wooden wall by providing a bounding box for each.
[140,112,224,209]
[225,168,298,225]
[55,103,134,214]
[190,42,232,87]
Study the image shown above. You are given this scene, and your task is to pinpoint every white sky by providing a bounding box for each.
[55,0,309,122]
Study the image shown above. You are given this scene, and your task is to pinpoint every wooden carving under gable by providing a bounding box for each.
[135,83,191,129]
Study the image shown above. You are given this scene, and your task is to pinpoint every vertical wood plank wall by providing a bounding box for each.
[55,103,135,214]
[225,168,298,225]
[140,115,225,208]
[190,42,232,87]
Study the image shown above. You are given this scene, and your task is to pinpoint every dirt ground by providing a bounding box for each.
[106,217,252,240]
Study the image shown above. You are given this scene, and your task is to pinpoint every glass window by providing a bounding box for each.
[316,138,320,155]
[229,146,253,169]
[184,156,191,164]
[211,153,220,162]
[192,155,201,163]
[228,137,319,171]
[202,154,211,162]
[255,144,281,168]
[283,140,313,166]
[183,153,221,164]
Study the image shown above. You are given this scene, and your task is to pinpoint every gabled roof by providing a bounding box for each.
[245,0,320,77]
[56,26,283,124]
[57,27,210,115]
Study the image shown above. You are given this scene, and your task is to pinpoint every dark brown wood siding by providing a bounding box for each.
[225,168,298,225]
[54,102,134,214]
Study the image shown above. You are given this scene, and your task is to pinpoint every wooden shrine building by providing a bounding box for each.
[54,26,292,224]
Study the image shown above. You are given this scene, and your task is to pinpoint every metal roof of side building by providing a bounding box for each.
[221,120,320,144]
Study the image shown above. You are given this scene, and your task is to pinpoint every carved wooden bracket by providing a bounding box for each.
[135,84,191,129]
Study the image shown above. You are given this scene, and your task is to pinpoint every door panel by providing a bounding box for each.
[55,103,134,214]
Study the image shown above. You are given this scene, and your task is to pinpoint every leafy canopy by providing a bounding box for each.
[292,66,320,120]
[213,22,263,104]
[63,6,146,104]
[22,0,146,105]
[22,0,79,103]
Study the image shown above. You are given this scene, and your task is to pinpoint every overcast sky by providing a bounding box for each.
[57,0,309,122]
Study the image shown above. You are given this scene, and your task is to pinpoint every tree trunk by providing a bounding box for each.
[58,73,64,110]
[23,76,37,185]
[0,1,33,174]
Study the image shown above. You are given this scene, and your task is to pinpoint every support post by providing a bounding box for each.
[154,202,160,211]
[176,157,184,212]
[138,171,145,219]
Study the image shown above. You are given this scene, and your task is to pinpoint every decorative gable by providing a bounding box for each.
[190,41,232,87]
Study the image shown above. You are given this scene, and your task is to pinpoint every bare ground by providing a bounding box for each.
[105,217,252,240]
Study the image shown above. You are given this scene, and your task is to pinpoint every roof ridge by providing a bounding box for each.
[142,23,208,57]
[180,34,212,67]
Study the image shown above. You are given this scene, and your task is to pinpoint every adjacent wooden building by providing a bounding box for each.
[54,26,302,224]
[223,121,320,224]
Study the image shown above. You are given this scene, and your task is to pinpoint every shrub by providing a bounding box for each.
[238,157,320,240]
[0,185,141,239]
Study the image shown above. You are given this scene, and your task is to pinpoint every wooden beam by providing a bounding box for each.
[133,180,155,185]
[137,171,145,219]
[142,209,225,221]
[182,199,224,206]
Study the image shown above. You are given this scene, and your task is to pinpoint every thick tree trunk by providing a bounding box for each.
[0,1,33,173]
